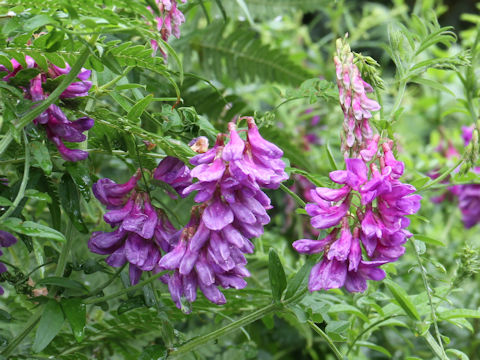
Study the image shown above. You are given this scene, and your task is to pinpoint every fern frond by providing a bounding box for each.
[182,21,312,86]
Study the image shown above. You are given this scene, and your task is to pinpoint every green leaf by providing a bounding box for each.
[29,141,52,175]
[411,77,455,97]
[8,68,42,87]
[61,298,86,343]
[127,94,154,122]
[414,234,444,247]
[0,196,13,207]
[23,14,55,32]
[384,279,421,321]
[0,309,12,322]
[139,345,167,360]
[325,320,349,334]
[285,256,316,300]
[356,341,392,357]
[438,308,480,320]
[268,248,287,302]
[32,300,65,353]
[446,349,469,360]
[117,295,146,315]
[58,173,88,233]
[37,277,87,291]
[102,51,123,75]
[24,189,52,203]
[0,55,13,72]
[325,144,338,170]
[65,162,92,201]
[3,218,65,242]
[328,304,369,322]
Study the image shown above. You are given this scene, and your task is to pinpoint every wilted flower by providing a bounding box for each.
[159,117,288,309]
[0,230,18,295]
[1,56,94,161]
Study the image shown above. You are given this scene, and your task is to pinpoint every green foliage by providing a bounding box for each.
[0,1,480,360]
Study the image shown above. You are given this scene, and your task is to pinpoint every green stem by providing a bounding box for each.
[390,81,406,121]
[280,183,306,208]
[307,320,344,360]
[54,221,75,278]
[0,34,99,156]
[418,158,464,192]
[82,264,126,298]
[168,288,308,358]
[96,66,133,94]
[410,241,447,359]
[346,315,401,355]
[168,303,281,358]
[1,307,42,357]
[84,270,167,305]
[0,132,30,221]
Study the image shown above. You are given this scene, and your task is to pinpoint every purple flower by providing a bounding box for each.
[0,230,18,295]
[462,125,474,146]
[153,156,192,198]
[334,37,380,156]
[458,185,480,228]
[1,56,94,162]
[294,138,421,293]
[147,0,186,57]
[89,159,190,286]
[92,171,141,209]
[160,117,287,309]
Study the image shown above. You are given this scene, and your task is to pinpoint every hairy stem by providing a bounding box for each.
[307,320,344,360]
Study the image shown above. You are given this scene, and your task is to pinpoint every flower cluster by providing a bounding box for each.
[0,56,93,161]
[158,117,288,309]
[433,125,480,228]
[147,0,186,57]
[334,37,381,157]
[0,230,17,295]
[89,157,190,284]
[294,142,421,292]
[293,38,421,293]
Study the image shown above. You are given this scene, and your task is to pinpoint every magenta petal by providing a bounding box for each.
[191,158,225,182]
[198,281,226,305]
[327,227,352,261]
[292,239,327,254]
[158,240,187,270]
[202,197,234,230]
[309,258,347,292]
[222,126,245,161]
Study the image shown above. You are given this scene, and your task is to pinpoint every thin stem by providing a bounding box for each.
[307,320,344,360]
[410,241,447,359]
[168,303,281,358]
[280,183,306,208]
[169,288,309,358]
[390,81,406,121]
[0,132,30,221]
[84,270,167,305]
[82,264,126,298]
[418,158,464,192]
[96,66,133,94]
[346,315,400,355]
[54,221,75,278]
[0,34,99,156]
[1,307,42,357]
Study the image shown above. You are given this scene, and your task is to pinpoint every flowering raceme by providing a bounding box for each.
[147,0,186,56]
[334,37,380,157]
[158,117,288,309]
[293,38,421,293]
[89,157,191,285]
[0,230,17,295]
[0,56,93,161]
